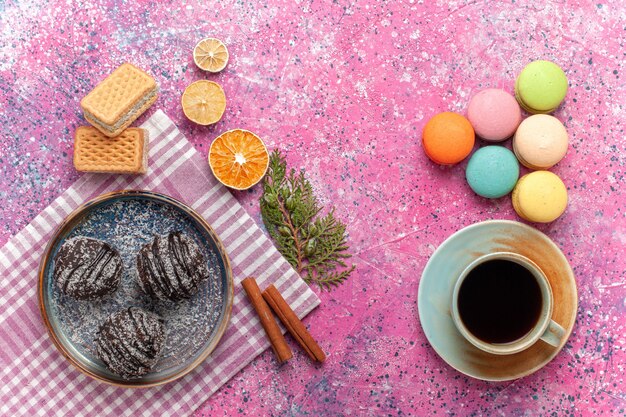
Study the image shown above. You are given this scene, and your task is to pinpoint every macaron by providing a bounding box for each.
[467,89,522,142]
[515,60,568,114]
[422,112,475,165]
[465,146,520,198]
[511,171,568,223]
[513,114,568,169]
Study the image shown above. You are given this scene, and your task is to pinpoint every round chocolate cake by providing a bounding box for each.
[136,231,211,301]
[95,307,166,379]
[54,237,123,300]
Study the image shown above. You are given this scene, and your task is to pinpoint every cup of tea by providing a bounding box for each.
[451,252,565,355]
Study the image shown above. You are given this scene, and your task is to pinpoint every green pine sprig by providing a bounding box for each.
[260,150,355,290]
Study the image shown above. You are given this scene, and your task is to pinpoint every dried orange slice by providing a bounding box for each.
[193,38,229,73]
[181,80,226,125]
[208,129,270,190]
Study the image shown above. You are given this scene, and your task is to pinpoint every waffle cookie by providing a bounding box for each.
[74,126,149,174]
[80,63,158,137]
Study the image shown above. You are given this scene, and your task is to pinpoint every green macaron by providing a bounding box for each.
[515,60,568,114]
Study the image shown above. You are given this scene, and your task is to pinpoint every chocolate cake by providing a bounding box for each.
[136,231,211,301]
[54,237,123,300]
[95,307,166,379]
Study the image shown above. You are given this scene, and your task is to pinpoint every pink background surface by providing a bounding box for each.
[1,1,625,416]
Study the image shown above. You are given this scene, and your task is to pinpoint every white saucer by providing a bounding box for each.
[417,220,577,381]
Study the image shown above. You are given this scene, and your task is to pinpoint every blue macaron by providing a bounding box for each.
[466,146,520,198]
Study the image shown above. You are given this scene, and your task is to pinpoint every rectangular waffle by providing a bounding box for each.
[80,63,158,137]
[73,126,149,174]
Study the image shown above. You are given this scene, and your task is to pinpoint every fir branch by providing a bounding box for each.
[260,150,355,290]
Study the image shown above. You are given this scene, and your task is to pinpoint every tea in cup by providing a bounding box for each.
[451,252,565,355]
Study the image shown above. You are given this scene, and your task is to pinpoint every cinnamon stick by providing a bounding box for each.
[241,277,292,364]
[262,284,326,362]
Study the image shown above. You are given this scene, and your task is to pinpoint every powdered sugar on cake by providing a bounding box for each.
[136,231,212,301]
[54,237,122,300]
[95,307,166,379]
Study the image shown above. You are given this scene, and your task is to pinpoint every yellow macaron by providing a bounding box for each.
[511,171,568,223]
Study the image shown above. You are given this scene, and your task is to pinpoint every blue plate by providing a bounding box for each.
[38,190,233,387]
[417,220,577,381]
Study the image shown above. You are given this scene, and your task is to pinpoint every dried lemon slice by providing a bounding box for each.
[193,38,229,73]
[208,129,270,190]
[181,80,226,125]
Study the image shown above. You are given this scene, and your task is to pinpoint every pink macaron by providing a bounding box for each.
[467,89,522,142]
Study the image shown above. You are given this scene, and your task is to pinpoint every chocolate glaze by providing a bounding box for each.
[136,231,211,301]
[54,237,122,300]
[95,307,165,379]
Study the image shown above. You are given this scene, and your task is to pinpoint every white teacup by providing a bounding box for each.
[451,252,565,355]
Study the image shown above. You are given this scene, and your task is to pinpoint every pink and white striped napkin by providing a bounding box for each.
[0,110,320,416]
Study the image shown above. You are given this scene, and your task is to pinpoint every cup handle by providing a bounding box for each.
[539,320,565,347]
